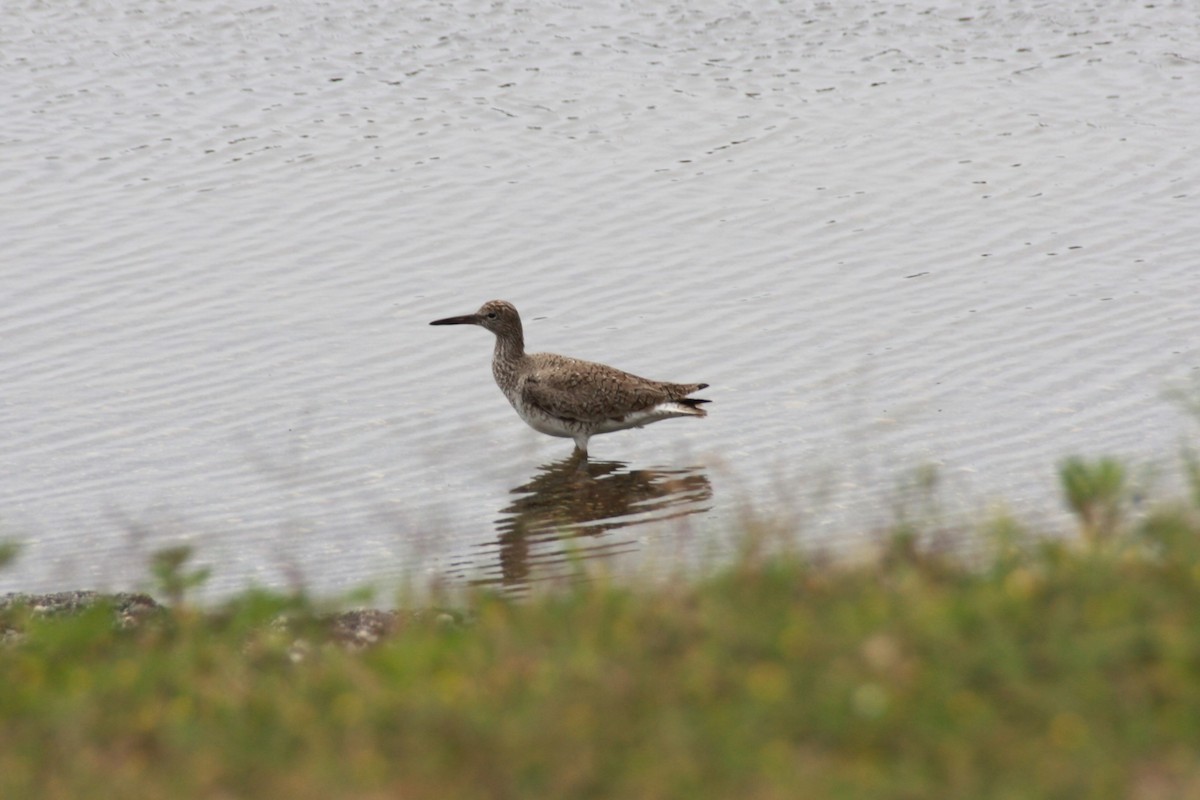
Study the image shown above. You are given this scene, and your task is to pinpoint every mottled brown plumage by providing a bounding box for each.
[430,300,709,458]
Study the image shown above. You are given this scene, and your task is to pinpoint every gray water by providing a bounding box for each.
[3,0,1198,599]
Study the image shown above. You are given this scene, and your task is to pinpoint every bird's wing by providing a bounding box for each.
[520,359,667,423]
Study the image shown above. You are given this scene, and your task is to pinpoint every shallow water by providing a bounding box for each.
[2,1,1198,599]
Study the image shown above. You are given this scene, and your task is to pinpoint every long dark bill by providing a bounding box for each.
[429,314,480,326]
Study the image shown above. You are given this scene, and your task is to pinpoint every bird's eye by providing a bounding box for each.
[486,312,498,319]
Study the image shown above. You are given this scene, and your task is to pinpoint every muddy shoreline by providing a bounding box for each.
[0,591,442,649]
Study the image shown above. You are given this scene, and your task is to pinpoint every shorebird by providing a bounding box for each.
[430,300,709,458]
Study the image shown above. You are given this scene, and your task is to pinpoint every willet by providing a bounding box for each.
[430,300,710,458]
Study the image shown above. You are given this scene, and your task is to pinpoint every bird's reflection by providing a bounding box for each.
[464,456,712,593]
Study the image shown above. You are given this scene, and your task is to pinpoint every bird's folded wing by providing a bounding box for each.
[521,367,663,423]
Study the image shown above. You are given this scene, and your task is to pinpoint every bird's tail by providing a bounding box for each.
[673,396,710,417]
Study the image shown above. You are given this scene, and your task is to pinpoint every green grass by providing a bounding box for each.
[1059,456,1127,542]
[4,471,1200,798]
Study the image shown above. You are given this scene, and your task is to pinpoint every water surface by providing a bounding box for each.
[2,1,1198,598]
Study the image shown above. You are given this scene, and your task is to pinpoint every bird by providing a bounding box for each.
[429,300,709,459]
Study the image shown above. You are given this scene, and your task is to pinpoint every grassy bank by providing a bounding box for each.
[4,460,1200,798]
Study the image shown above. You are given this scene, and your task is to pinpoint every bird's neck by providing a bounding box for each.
[491,329,524,395]
[492,328,525,366]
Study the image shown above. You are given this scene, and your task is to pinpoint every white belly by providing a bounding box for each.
[515,404,580,438]
[504,390,694,439]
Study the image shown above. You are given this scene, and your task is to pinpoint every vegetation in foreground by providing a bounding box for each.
[3,457,1200,799]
